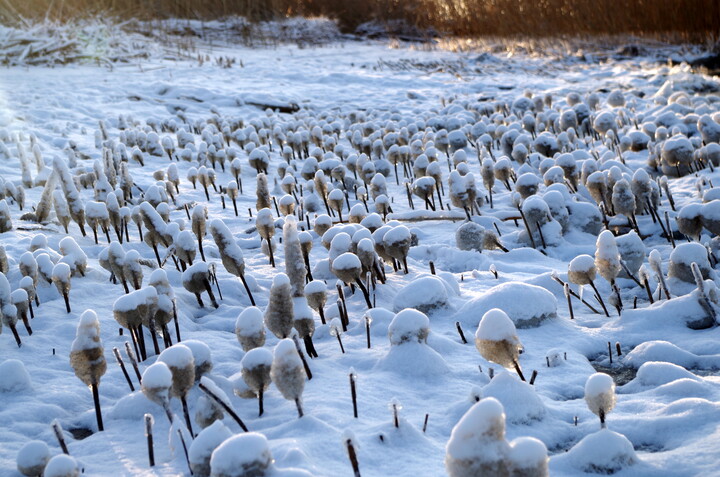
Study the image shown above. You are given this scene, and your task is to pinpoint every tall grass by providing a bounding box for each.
[2,0,718,42]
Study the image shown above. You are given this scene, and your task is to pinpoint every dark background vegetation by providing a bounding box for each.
[2,0,719,41]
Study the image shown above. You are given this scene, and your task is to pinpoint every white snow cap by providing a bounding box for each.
[236,307,265,336]
[569,254,595,273]
[85,200,109,219]
[210,432,273,475]
[149,268,169,283]
[189,420,233,467]
[51,262,71,281]
[272,273,290,287]
[241,347,274,369]
[184,261,210,277]
[475,309,517,341]
[43,454,80,477]
[388,308,430,345]
[328,188,345,201]
[0,359,32,392]
[71,310,101,351]
[274,338,302,366]
[332,252,361,271]
[30,234,48,250]
[304,280,326,295]
[329,232,352,251]
[182,340,212,369]
[142,361,173,389]
[16,440,50,475]
[113,287,157,312]
[447,397,506,459]
[0,272,10,302]
[595,230,619,259]
[585,372,615,398]
[585,372,616,418]
[383,225,411,244]
[256,208,274,227]
[563,428,637,473]
[669,241,709,266]
[158,343,195,368]
[508,436,548,468]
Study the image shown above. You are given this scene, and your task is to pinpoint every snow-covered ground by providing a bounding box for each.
[1,24,720,476]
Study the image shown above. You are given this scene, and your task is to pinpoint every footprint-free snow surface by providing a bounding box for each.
[1,29,720,476]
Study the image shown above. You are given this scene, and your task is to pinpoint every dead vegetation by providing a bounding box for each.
[1,0,718,44]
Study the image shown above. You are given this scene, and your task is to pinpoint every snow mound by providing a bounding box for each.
[0,359,32,393]
[508,437,548,476]
[376,342,449,377]
[241,347,274,369]
[44,454,80,477]
[483,372,546,423]
[668,242,711,284]
[392,276,449,313]
[388,308,430,345]
[620,291,717,330]
[210,432,273,477]
[189,420,233,477]
[559,429,637,474]
[475,309,518,342]
[183,340,213,380]
[624,340,711,369]
[16,440,50,477]
[584,373,616,422]
[445,397,511,477]
[623,361,700,390]
[446,397,507,458]
[456,282,556,328]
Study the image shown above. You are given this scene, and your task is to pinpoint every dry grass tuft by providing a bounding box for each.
[1,0,718,43]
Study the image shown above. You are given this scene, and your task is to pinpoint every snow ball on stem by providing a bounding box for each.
[584,372,616,429]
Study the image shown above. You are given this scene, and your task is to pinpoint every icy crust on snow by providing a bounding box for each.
[458,282,557,328]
